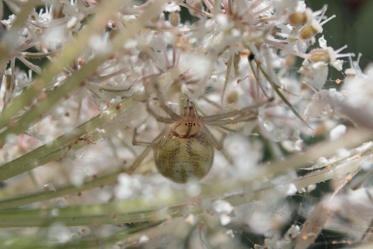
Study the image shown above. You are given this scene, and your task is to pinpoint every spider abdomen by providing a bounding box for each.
[153,133,214,183]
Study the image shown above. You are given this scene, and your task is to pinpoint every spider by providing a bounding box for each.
[131,83,271,183]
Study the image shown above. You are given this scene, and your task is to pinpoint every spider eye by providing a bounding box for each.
[184,123,187,126]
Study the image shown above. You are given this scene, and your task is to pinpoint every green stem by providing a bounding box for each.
[0,131,370,228]
[0,98,134,182]
[0,196,198,227]
[0,148,153,209]
[0,170,120,209]
[0,221,163,249]
[0,0,129,130]
[0,56,104,144]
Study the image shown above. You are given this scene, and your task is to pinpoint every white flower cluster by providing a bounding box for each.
[0,0,371,248]
[0,0,356,145]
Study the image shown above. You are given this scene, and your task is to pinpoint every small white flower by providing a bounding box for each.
[42,26,65,50]
[115,174,142,199]
[179,53,211,80]
[66,16,78,29]
[299,60,328,91]
[89,34,111,54]
[308,36,353,71]
[139,235,149,243]
[216,14,229,29]
[164,2,180,12]
[186,182,201,197]
[286,183,297,195]
[329,124,346,140]
[220,214,231,226]
[213,200,234,214]
[304,90,335,119]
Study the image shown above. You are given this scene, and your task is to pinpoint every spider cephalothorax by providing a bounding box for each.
[170,100,202,138]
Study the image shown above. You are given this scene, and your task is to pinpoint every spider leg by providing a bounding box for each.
[127,146,152,173]
[153,82,180,120]
[146,99,173,123]
[129,128,168,173]
[200,125,234,165]
[132,128,153,146]
[172,46,177,68]
[201,124,224,150]
[203,98,273,123]
[203,109,245,123]
[132,127,168,146]
[206,115,257,126]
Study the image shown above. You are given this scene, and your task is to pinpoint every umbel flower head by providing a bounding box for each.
[0,0,371,249]
[0,0,357,196]
[0,0,357,201]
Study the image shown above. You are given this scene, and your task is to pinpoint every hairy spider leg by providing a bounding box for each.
[202,98,273,123]
[153,82,180,120]
[126,146,152,174]
[200,124,224,150]
[146,99,173,123]
[129,128,169,173]
[206,115,257,126]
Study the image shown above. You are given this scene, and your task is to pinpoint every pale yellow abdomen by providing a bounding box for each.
[153,133,214,183]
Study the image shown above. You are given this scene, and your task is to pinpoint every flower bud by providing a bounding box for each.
[300,21,322,39]
[309,49,330,63]
[288,12,307,26]
[170,12,180,27]
[285,55,296,67]
[227,90,238,104]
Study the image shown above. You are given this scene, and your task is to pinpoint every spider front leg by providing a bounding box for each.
[200,124,224,150]
[201,124,234,165]
[128,125,153,174]
[206,114,257,126]
[146,98,173,124]
[132,126,168,146]
[129,128,167,173]
[132,127,153,146]
[126,146,152,174]
[152,81,180,120]
[202,98,273,123]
